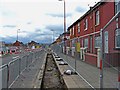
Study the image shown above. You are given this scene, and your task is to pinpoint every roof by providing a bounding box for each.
[67,1,105,30]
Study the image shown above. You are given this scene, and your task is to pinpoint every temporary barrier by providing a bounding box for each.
[52,11,120,89]
[1,50,42,88]
[100,11,120,89]
[0,64,8,88]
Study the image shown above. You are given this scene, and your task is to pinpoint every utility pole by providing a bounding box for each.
[58,0,66,54]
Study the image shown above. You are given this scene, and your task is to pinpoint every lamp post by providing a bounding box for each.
[17,29,20,41]
[59,0,66,54]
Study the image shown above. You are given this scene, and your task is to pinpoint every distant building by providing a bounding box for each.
[0,41,5,47]
[13,40,24,46]
[0,41,9,56]
[28,41,40,49]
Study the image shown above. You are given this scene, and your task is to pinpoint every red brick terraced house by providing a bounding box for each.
[65,1,120,67]
[59,32,70,53]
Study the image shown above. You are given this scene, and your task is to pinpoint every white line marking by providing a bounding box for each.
[65,60,96,90]
[12,56,19,59]
[58,52,96,90]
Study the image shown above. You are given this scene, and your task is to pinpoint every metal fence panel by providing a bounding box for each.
[0,65,8,88]
[0,50,42,88]
[8,59,20,87]
[101,11,120,89]
[21,56,27,72]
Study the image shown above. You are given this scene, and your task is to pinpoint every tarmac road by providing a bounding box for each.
[1,50,35,66]
[1,49,45,88]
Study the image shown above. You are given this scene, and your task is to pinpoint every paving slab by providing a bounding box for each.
[54,50,118,89]
[53,53,91,89]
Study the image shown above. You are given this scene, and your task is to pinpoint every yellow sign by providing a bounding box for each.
[76,43,80,52]
[36,45,40,48]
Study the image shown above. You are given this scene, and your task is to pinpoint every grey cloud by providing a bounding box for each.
[3,26,61,44]
[35,28,41,32]
[20,31,28,33]
[3,32,52,44]
[46,13,72,18]
[45,24,63,35]
[75,6,87,13]
[27,22,32,25]
[2,36,17,43]
[3,25,16,28]
[2,10,16,18]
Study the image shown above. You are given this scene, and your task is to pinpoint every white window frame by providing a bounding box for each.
[95,36,101,48]
[84,19,88,30]
[115,28,120,48]
[95,10,100,25]
[84,38,88,48]
[115,0,120,14]
[73,26,74,35]
[78,22,80,33]
[72,39,75,47]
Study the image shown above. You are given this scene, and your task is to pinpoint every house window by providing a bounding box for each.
[84,18,88,30]
[115,28,120,48]
[73,26,74,35]
[84,38,88,48]
[115,0,120,14]
[72,39,75,47]
[95,36,101,48]
[78,23,80,33]
[95,10,100,25]
[70,29,72,36]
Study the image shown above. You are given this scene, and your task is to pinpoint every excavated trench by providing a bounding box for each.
[41,53,67,90]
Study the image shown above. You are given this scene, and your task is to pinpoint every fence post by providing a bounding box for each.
[100,29,103,89]
[118,74,120,90]
[75,51,77,72]
[83,48,87,61]
[26,55,28,67]
[118,53,120,90]
[97,48,101,68]
[19,58,21,75]
[7,65,9,88]
[30,53,33,63]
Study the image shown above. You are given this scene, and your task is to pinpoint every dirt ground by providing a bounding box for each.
[41,54,66,89]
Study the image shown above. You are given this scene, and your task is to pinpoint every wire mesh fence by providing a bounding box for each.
[52,11,120,88]
[101,11,120,89]
[0,64,8,88]
[0,50,42,89]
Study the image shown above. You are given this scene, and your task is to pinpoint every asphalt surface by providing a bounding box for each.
[1,48,45,88]
[1,50,34,65]
[10,49,46,88]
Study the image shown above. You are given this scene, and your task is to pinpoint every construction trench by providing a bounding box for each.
[40,52,67,90]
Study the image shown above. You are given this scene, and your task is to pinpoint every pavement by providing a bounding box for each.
[54,50,118,89]
[52,53,92,89]
[10,50,46,88]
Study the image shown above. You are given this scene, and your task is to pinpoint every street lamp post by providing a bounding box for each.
[17,29,20,41]
[59,0,66,54]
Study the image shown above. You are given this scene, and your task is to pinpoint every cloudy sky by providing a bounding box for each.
[0,0,100,44]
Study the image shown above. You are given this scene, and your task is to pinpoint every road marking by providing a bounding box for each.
[12,56,19,59]
[63,60,96,89]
